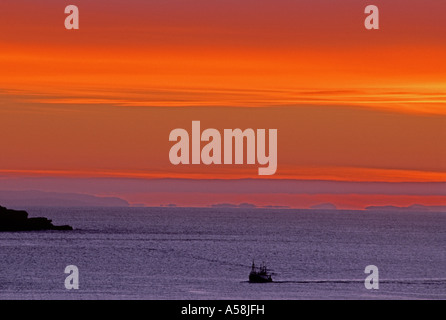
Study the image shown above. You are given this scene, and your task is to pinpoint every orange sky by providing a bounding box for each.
[0,1,444,208]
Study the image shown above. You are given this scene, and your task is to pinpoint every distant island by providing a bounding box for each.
[309,203,337,210]
[365,204,446,212]
[209,203,273,209]
[0,205,73,231]
[0,190,129,207]
[263,205,290,209]
[210,203,256,208]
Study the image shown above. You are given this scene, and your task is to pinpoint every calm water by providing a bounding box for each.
[0,207,445,300]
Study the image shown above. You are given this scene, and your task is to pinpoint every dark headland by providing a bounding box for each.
[0,205,73,231]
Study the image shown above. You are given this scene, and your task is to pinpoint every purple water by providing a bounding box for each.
[0,207,445,299]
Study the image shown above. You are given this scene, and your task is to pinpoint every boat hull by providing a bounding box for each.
[249,272,272,283]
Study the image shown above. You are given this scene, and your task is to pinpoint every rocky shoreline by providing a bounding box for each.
[0,205,73,231]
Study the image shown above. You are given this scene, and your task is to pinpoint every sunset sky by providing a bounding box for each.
[0,0,445,209]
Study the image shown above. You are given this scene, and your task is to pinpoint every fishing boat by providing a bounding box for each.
[249,261,273,283]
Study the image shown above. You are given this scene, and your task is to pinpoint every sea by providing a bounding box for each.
[0,207,445,300]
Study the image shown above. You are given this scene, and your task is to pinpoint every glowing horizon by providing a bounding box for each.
[0,1,444,208]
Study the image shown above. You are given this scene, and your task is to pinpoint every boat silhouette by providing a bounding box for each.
[249,261,273,283]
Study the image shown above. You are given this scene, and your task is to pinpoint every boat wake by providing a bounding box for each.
[243,278,446,285]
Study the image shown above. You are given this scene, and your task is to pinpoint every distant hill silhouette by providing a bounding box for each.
[309,203,337,210]
[262,205,290,209]
[210,203,257,208]
[0,190,129,207]
[365,204,446,212]
[210,203,291,209]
